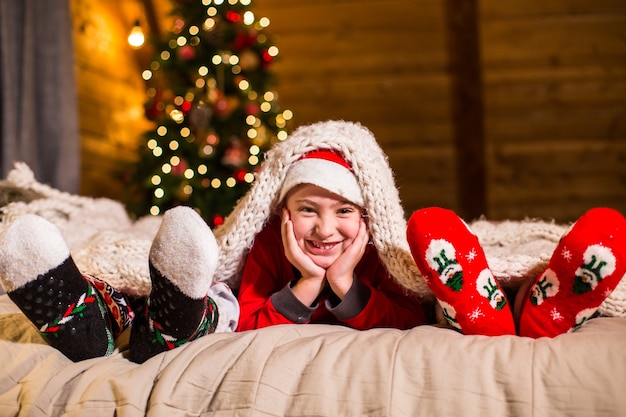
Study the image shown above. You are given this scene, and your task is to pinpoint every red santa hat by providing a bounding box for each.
[278,149,364,207]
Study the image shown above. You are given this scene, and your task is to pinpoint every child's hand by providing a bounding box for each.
[281,209,326,305]
[326,218,369,299]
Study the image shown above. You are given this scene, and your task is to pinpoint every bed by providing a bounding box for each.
[1,163,626,416]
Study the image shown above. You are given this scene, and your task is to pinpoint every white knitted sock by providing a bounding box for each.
[149,205,218,298]
[0,214,69,292]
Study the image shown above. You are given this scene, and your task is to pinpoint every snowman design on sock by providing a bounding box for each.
[529,269,560,306]
[573,244,616,294]
[476,269,507,310]
[426,239,463,291]
[438,300,461,330]
[530,244,616,308]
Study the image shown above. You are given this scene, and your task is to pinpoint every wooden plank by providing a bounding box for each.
[481,0,626,20]
[274,74,451,123]
[366,121,454,147]
[488,198,626,223]
[489,176,626,203]
[485,108,626,143]
[254,0,444,32]
[443,0,486,219]
[484,77,626,113]
[272,40,448,76]
[481,15,626,68]
[387,147,458,215]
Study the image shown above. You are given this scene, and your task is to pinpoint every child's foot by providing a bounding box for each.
[518,208,626,338]
[0,214,114,361]
[407,208,516,336]
[129,206,219,363]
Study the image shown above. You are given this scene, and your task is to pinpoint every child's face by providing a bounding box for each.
[285,184,363,269]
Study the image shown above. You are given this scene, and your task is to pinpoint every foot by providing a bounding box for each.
[407,208,516,336]
[518,208,626,338]
[0,214,114,361]
[129,206,220,363]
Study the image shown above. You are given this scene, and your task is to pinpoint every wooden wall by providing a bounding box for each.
[252,0,626,223]
[71,0,626,223]
[253,0,458,217]
[480,0,626,221]
[70,0,152,200]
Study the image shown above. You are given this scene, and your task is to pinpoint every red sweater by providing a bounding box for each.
[237,215,427,331]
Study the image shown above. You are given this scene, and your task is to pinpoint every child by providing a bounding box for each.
[406,207,626,337]
[235,150,427,331]
[0,120,432,363]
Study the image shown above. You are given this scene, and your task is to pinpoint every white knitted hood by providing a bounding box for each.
[212,120,431,297]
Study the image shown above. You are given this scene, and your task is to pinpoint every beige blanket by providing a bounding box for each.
[1,296,625,416]
[2,163,626,416]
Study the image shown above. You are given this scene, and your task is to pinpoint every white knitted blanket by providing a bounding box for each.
[1,161,624,317]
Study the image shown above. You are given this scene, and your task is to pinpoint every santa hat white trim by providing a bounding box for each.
[278,153,364,207]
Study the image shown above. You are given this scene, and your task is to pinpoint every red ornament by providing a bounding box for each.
[261,49,273,68]
[225,11,241,23]
[171,159,189,176]
[232,32,257,51]
[177,45,196,60]
[213,214,224,227]
[181,100,192,114]
[245,102,260,116]
[235,168,247,182]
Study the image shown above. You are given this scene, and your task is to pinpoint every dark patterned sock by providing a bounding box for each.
[84,274,135,338]
[0,214,114,361]
[8,258,114,361]
[129,262,218,363]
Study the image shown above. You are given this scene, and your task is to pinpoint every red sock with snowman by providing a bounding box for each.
[407,208,516,336]
[518,207,626,338]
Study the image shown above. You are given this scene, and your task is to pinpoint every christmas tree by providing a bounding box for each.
[127,0,292,227]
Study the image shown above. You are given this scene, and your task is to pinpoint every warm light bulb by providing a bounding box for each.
[128,21,145,48]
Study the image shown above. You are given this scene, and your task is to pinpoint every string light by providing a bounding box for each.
[243,11,255,25]
[128,20,145,48]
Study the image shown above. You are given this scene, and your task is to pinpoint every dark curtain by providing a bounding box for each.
[0,0,79,193]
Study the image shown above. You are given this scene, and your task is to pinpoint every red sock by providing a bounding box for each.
[407,208,516,336]
[518,208,626,338]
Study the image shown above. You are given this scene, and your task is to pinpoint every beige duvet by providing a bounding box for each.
[1,296,625,417]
